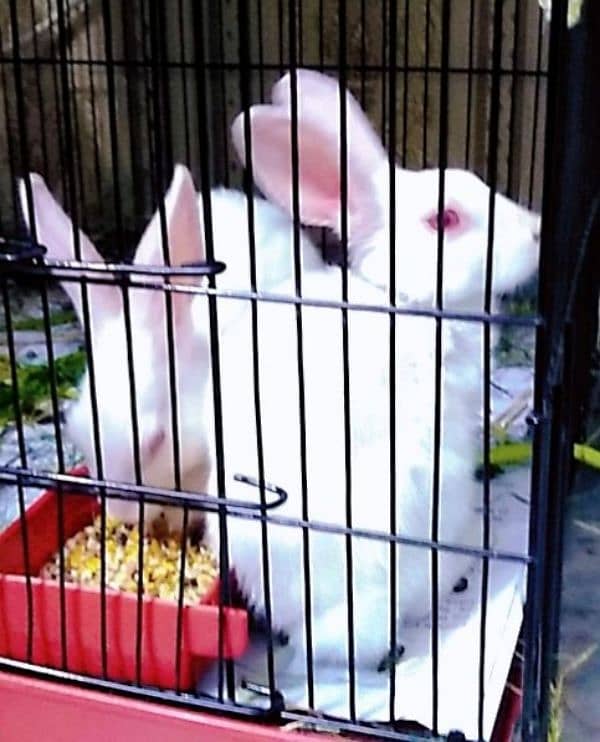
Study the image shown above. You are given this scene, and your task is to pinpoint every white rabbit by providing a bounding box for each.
[208,70,541,679]
[18,165,324,532]
[199,260,536,681]
[19,167,212,530]
[201,186,324,331]
[231,69,540,312]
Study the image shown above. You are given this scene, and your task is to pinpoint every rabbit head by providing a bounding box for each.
[231,69,540,310]
[19,166,212,532]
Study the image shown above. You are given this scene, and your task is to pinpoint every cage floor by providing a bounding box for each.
[198,466,530,741]
[0,380,534,740]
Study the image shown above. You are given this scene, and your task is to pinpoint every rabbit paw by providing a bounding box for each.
[229,574,290,647]
[377,644,405,673]
[249,608,290,647]
[452,576,469,593]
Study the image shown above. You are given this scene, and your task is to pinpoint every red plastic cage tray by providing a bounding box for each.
[0,470,248,691]
[0,667,522,742]
[0,473,521,741]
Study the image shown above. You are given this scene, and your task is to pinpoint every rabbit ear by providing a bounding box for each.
[132,164,205,331]
[133,164,205,275]
[18,173,118,325]
[231,77,386,251]
[271,70,385,168]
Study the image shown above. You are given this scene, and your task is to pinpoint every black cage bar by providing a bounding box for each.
[0,2,597,741]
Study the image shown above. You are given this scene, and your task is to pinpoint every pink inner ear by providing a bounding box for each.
[131,166,203,337]
[20,174,104,265]
[164,165,205,272]
[270,70,387,169]
[18,173,119,326]
[134,164,205,275]
[233,106,383,243]
[236,112,343,232]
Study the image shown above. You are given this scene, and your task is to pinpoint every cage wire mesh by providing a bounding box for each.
[0,1,595,740]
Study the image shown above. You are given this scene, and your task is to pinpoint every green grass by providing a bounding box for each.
[11,308,78,332]
[0,350,86,426]
[549,644,598,742]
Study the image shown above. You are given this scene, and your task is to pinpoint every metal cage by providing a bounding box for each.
[0,1,598,741]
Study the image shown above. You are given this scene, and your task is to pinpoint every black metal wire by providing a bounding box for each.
[82,0,104,219]
[464,0,475,169]
[0,466,531,571]
[99,0,149,687]
[190,1,235,703]
[277,0,284,75]
[401,0,409,165]
[422,0,431,168]
[528,10,546,209]
[51,0,85,674]
[44,0,68,212]
[121,4,146,225]
[0,2,580,740]
[0,55,553,78]
[0,281,33,662]
[238,0,276,701]
[506,0,522,199]
[380,0,388,149]
[387,0,399,723]
[537,334,572,742]
[177,0,192,165]
[297,0,303,68]
[65,0,86,230]
[359,0,366,109]
[522,3,580,739]
[337,0,357,721]
[140,0,158,212]
[174,500,189,694]
[58,0,109,679]
[0,253,542,329]
[146,0,191,699]
[286,15,315,710]
[29,0,51,187]
[100,0,125,252]
[121,279,146,686]
[217,0,232,185]
[318,0,324,71]
[256,0,266,103]
[477,2,505,737]
[429,1,451,731]
[6,0,44,668]
[0,467,289,516]
[0,20,20,232]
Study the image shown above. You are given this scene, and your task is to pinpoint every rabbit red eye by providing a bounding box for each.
[425,209,461,232]
[442,209,461,228]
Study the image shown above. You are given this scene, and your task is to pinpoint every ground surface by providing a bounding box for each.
[558,467,600,740]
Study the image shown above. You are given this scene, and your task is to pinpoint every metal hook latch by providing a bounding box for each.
[180,259,227,277]
[0,238,47,265]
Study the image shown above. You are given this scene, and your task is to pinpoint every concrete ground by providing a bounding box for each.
[558,463,600,740]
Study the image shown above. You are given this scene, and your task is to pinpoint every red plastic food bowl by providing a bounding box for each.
[0,469,248,691]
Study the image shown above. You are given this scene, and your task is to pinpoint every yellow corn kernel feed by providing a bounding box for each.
[39,516,218,606]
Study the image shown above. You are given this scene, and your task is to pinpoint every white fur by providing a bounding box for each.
[18,167,323,532]
[18,68,540,670]
[231,69,540,312]
[199,267,492,670]
[221,70,541,669]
